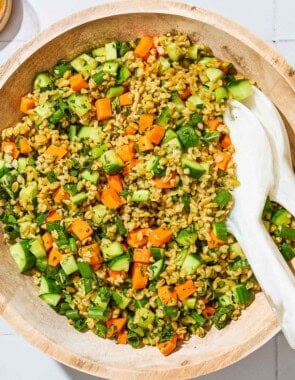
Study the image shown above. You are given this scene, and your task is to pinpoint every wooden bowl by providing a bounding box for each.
[0,0,12,32]
[0,1,294,378]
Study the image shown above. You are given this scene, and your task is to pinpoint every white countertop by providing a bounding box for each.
[0,1,294,379]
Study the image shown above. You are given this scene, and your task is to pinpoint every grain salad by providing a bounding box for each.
[0,33,294,356]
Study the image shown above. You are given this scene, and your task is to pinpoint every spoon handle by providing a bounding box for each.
[271,162,295,217]
[232,220,295,348]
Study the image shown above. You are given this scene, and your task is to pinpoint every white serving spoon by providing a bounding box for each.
[224,100,295,349]
[243,87,295,216]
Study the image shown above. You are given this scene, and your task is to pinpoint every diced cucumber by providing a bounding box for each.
[92,47,106,58]
[17,157,28,174]
[281,243,295,261]
[230,258,250,270]
[81,170,100,184]
[77,126,102,143]
[36,257,48,272]
[92,204,108,225]
[232,284,253,304]
[176,248,189,268]
[271,209,291,226]
[151,247,164,260]
[176,228,198,246]
[112,291,131,309]
[206,68,224,82]
[40,276,60,294]
[19,181,38,204]
[182,297,197,309]
[277,226,295,240]
[177,125,199,148]
[158,57,171,72]
[106,86,124,98]
[135,308,155,329]
[71,192,88,205]
[148,259,164,279]
[213,189,232,209]
[171,91,185,111]
[29,236,46,258]
[101,240,124,261]
[33,72,53,91]
[117,66,131,84]
[40,293,62,307]
[227,80,253,101]
[202,130,220,145]
[132,190,150,202]
[91,144,107,158]
[10,241,36,273]
[230,242,245,259]
[187,95,203,109]
[180,254,202,275]
[188,44,199,60]
[88,306,109,320]
[161,129,177,145]
[34,103,53,119]
[103,61,119,76]
[105,42,117,60]
[166,42,183,61]
[164,137,182,151]
[68,94,91,117]
[146,157,165,178]
[68,125,77,141]
[215,87,228,103]
[77,261,93,279]
[60,255,78,275]
[219,294,233,307]
[92,71,105,84]
[198,57,212,65]
[108,254,130,272]
[70,53,98,78]
[157,107,170,127]
[100,150,124,174]
[212,221,227,241]
[181,154,209,179]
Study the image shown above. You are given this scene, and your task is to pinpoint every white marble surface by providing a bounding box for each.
[0,0,294,379]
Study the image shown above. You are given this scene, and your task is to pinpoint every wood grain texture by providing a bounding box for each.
[0,0,294,378]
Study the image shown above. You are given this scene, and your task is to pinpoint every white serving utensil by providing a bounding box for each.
[224,100,295,348]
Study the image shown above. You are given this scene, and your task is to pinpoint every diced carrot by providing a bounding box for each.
[48,247,62,267]
[138,135,153,152]
[53,187,69,203]
[139,114,154,133]
[179,86,191,100]
[42,232,53,252]
[20,97,35,114]
[117,330,128,344]
[45,210,62,223]
[69,73,88,91]
[127,228,149,247]
[202,306,216,319]
[207,118,219,130]
[124,126,137,135]
[19,137,32,154]
[1,141,19,159]
[148,227,173,247]
[81,243,102,266]
[122,158,139,175]
[71,219,93,241]
[158,285,178,306]
[107,268,128,280]
[175,279,196,301]
[157,335,177,356]
[106,318,127,338]
[146,125,165,145]
[154,171,178,189]
[131,262,149,290]
[107,175,123,193]
[119,92,133,106]
[133,248,151,264]
[134,36,154,58]
[214,151,231,170]
[43,145,67,160]
[116,142,135,162]
[220,134,232,149]
[207,230,225,249]
[101,187,123,209]
[96,98,112,121]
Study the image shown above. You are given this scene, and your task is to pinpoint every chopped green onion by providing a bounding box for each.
[277,226,295,240]
[281,243,295,261]
[213,189,232,209]
[212,221,227,240]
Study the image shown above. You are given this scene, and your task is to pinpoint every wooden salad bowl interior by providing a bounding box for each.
[0,1,294,379]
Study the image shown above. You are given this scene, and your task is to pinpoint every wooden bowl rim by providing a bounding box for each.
[1,0,291,378]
